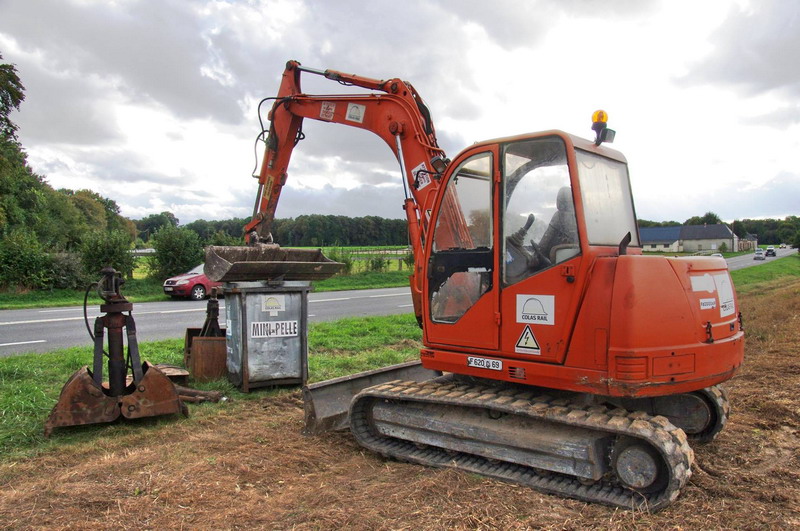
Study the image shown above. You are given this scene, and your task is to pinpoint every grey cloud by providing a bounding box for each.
[0,0,244,124]
[684,0,800,101]
[438,0,656,50]
[637,173,800,222]
[12,60,123,145]
[742,105,800,129]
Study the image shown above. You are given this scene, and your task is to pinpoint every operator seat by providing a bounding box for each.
[538,186,579,263]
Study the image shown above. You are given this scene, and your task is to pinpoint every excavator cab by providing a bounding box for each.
[419,129,742,400]
[422,132,633,358]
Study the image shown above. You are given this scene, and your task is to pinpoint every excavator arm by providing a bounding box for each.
[233,60,470,317]
[245,61,447,254]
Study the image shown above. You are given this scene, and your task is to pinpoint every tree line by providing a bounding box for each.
[639,211,800,246]
[135,213,408,248]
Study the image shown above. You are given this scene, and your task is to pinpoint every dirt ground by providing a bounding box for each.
[1,279,799,530]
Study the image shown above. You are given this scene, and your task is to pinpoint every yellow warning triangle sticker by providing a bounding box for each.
[515,325,541,355]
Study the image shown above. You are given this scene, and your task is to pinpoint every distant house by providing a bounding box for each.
[639,224,739,253]
[639,226,681,252]
[741,233,758,251]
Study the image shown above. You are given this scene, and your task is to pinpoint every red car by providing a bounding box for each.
[163,264,222,300]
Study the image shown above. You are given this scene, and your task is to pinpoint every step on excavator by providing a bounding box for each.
[206,61,744,511]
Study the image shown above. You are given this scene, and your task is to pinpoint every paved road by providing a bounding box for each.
[0,286,413,357]
[725,247,795,271]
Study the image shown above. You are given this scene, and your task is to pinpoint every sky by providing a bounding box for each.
[0,0,798,225]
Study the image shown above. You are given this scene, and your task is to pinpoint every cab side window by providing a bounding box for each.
[503,137,579,285]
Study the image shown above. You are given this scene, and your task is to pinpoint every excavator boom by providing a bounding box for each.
[207,60,454,318]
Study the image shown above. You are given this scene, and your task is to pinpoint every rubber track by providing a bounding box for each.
[690,384,730,443]
[350,377,694,512]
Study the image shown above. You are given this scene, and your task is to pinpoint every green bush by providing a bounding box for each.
[0,230,52,290]
[368,255,389,272]
[402,250,414,271]
[208,230,242,246]
[79,230,135,278]
[48,252,91,289]
[327,247,354,274]
[150,225,203,279]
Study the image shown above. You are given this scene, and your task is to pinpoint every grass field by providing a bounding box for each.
[0,314,421,461]
[730,253,800,292]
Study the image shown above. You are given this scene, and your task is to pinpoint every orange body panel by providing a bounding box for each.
[420,253,744,397]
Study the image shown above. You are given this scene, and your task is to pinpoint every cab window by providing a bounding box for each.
[429,152,493,323]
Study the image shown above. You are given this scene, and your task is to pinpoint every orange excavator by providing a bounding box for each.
[207,61,744,511]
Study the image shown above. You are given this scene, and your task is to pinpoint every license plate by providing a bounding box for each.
[164,287,173,292]
[467,356,503,371]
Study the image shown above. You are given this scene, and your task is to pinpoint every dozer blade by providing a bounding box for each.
[44,367,120,437]
[120,362,188,419]
[302,360,440,435]
[205,244,344,282]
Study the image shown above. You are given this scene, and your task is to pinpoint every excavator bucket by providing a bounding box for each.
[44,367,120,437]
[302,360,440,435]
[204,244,344,283]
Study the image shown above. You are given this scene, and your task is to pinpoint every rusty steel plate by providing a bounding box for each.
[205,244,344,282]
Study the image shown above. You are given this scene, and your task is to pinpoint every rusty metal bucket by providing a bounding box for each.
[44,362,187,436]
[44,367,119,436]
[204,244,344,282]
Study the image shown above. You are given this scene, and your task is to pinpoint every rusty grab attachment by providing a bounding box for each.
[204,243,344,283]
[44,267,186,437]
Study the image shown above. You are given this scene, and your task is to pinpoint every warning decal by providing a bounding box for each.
[515,325,541,355]
[411,162,431,190]
[320,101,336,121]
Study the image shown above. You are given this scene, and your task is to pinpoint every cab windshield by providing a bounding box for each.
[576,150,639,247]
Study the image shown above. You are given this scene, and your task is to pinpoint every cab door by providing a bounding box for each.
[499,135,583,364]
[423,147,499,350]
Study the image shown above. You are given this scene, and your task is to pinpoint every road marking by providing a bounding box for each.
[0,316,96,326]
[38,308,83,313]
[0,307,209,325]
[368,293,408,298]
[310,297,351,303]
[398,304,414,308]
[0,340,47,347]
